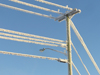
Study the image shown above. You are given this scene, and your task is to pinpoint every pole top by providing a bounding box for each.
[55,8,81,22]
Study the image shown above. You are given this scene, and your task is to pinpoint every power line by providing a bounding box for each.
[0,50,80,75]
[0,28,65,43]
[0,50,68,62]
[70,20,100,74]
[10,0,63,14]
[35,0,73,10]
[0,3,55,19]
[0,32,66,45]
[71,41,90,75]
[72,61,81,75]
[0,36,61,47]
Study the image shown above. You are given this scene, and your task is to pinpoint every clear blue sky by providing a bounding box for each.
[0,0,100,75]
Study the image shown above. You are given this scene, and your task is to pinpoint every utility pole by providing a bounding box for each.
[55,8,81,75]
[66,16,72,75]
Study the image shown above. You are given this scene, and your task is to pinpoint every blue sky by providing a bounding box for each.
[0,0,100,75]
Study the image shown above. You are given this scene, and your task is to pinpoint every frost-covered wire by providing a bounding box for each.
[70,20,100,74]
[71,42,90,75]
[0,3,55,19]
[0,36,61,47]
[35,0,73,10]
[0,32,66,45]
[0,28,65,43]
[0,51,80,74]
[10,0,63,14]
[0,50,67,61]
[72,61,81,75]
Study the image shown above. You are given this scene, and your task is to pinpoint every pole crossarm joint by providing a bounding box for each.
[55,8,81,22]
